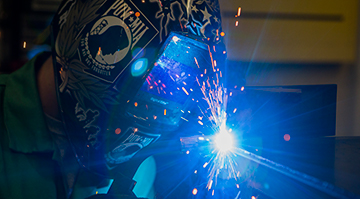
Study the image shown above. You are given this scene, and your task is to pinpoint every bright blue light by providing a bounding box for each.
[131,58,148,77]
[214,123,234,153]
[215,131,234,152]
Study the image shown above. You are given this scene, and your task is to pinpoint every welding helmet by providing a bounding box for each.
[51,0,225,176]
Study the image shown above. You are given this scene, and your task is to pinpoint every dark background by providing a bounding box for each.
[0,0,57,73]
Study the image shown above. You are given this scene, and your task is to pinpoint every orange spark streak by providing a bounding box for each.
[194,57,200,68]
[182,87,189,95]
[208,45,215,72]
[238,7,242,16]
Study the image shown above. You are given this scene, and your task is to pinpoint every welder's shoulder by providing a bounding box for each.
[0,73,8,88]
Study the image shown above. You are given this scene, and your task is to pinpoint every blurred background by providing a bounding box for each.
[0,0,56,72]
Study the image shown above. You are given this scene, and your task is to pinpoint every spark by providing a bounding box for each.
[182,87,189,95]
[284,134,291,141]
[192,188,198,195]
[208,180,213,190]
[208,46,216,72]
[194,57,200,68]
[181,117,189,122]
[238,7,242,16]
[193,55,241,191]
[203,162,209,168]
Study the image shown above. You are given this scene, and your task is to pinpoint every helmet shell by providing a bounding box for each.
[51,0,224,175]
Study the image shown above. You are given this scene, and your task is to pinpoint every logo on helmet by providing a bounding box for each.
[105,127,160,167]
[80,0,159,83]
[82,16,132,73]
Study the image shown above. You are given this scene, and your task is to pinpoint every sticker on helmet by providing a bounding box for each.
[80,0,159,83]
[105,127,161,168]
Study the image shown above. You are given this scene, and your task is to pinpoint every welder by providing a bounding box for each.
[0,0,225,198]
